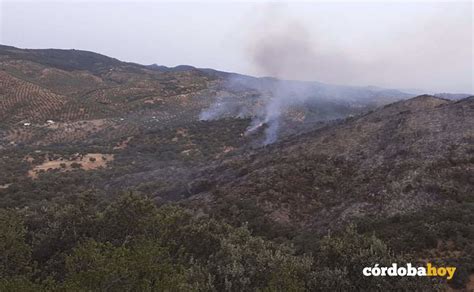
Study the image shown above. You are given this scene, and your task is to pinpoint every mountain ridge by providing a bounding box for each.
[1,44,414,98]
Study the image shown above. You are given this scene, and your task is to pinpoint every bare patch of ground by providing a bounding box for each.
[27,153,114,178]
[113,136,132,150]
[268,208,291,225]
[214,146,236,159]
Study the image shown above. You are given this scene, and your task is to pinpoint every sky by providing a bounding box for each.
[1,0,472,93]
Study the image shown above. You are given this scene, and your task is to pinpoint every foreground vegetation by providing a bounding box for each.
[1,193,440,291]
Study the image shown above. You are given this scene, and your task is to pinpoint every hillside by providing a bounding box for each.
[0,45,472,290]
[183,95,474,289]
[189,95,472,230]
[0,45,412,145]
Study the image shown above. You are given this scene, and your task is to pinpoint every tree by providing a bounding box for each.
[63,239,211,291]
[0,209,32,277]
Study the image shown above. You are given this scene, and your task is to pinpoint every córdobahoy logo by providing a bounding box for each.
[363,263,456,280]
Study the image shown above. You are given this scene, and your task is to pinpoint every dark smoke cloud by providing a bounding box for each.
[246,5,358,84]
[245,3,472,93]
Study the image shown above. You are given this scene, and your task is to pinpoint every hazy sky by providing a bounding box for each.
[1,0,472,93]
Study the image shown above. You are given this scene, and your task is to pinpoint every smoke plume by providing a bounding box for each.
[242,7,322,144]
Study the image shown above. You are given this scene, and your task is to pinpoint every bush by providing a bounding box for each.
[70,162,82,169]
